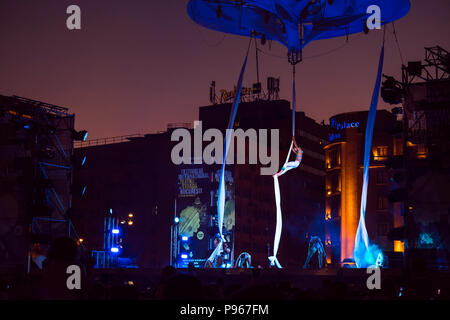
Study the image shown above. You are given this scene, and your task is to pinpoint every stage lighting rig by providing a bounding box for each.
[72,129,88,141]
[381,76,403,105]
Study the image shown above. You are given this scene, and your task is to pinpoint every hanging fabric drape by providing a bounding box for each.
[269,65,297,268]
[354,41,385,268]
[206,43,251,266]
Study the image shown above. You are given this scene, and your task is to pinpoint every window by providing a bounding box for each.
[329,148,340,168]
[330,174,341,192]
[330,198,340,218]
[377,223,389,236]
[374,146,389,161]
[376,170,387,185]
[393,137,403,156]
[377,146,388,156]
[377,194,388,210]
[417,144,427,159]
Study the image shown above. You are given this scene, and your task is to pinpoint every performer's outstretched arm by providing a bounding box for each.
[292,136,299,150]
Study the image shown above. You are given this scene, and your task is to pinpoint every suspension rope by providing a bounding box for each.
[257,33,366,62]
[255,37,260,84]
[391,21,405,66]
[292,64,296,136]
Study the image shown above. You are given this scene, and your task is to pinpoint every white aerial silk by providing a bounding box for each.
[269,65,299,268]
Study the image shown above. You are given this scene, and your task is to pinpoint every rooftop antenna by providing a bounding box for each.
[209,81,217,104]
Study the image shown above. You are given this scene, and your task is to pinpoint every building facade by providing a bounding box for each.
[324,110,398,265]
[400,78,450,264]
[382,46,450,269]
[72,99,327,269]
[72,132,177,268]
[199,99,327,268]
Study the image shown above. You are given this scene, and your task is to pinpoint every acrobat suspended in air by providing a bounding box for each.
[274,137,303,177]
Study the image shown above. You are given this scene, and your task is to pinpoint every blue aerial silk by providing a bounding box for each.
[354,44,385,268]
[206,46,250,266]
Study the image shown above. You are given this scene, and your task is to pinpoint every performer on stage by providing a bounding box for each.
[303,236,327,269]
[205,236,231,268]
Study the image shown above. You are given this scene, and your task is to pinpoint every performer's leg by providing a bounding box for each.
[318,245,326,269]
[303,254,311,269]
[304,246,317,269]
[275,161,300,177]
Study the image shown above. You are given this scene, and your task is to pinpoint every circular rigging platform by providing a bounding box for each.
[188,0,410,56]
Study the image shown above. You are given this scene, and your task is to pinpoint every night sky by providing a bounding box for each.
[0,0,449,139]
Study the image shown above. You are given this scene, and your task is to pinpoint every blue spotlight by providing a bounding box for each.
[111,247,119,253]
[112,229,120,234]
[181,253,188,259]
[181,236,188,241]
[174,217,180,224]
[110,208,113,214]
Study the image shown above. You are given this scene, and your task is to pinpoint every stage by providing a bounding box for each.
[90,267,405,290]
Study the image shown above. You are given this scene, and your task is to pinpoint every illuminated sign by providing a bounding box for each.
[178,168,209,197]
[175,164,235,268]
[330,118,360,130]
[219,86,253,103]
[329,118,361,142]
[329,133,341,142]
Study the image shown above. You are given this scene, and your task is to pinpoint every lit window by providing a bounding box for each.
[374,146,389,160]
[330,149,340,168]
[377,146,388,156]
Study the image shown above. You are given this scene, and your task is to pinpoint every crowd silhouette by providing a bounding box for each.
[0,237,448,300]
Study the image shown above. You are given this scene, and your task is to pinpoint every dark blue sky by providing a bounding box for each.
[0,0,449,139]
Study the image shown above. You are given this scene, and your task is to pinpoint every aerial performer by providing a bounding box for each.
[269,134,302,269]
[274,137,303,178]
[187,0,410,268]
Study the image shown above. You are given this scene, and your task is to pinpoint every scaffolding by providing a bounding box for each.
[0,95,83,270]
[401,46,450,145]
[382,46,450,260]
